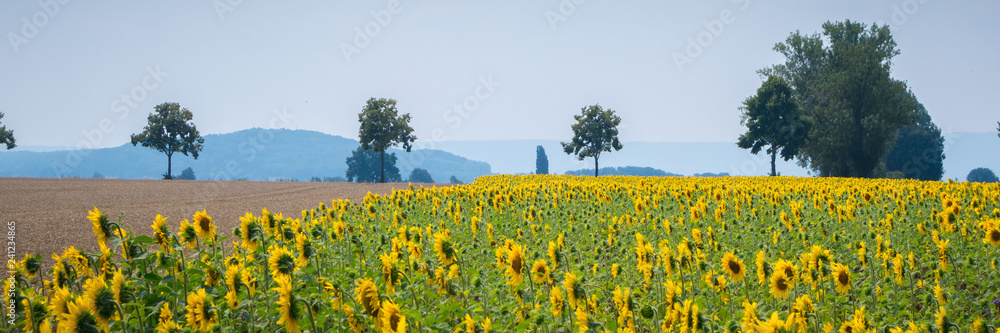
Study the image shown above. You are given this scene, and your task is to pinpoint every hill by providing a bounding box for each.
[565,166,683,177]
[0,128,491,183]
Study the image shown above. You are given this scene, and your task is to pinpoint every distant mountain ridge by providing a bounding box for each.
[0,128,492,183]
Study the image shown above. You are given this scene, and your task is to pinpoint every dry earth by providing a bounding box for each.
[0,177,443,266]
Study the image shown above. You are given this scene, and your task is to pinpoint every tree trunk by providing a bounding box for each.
[594,155,599,177]
[770,147,777,177]
[167,152,173,179]
[380,150,385,183]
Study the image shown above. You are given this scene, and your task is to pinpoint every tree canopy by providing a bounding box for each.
[737,75,809,176]
[358,97,415,183]
[884,102,944,181]
[345,147,401,183]
[967,168,999,183]
[0,112,14,150]
[763,20,918,178]
[561,104,623,177]
[408,168,434,183]
[130,102,204,179]
[535,145,549,175]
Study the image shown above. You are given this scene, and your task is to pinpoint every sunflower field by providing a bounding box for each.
[7,175,1000,333]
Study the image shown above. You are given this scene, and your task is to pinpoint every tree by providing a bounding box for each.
[884,102,944,181]
[408,168,434,183]
[535,145,549,175]
[736,75,809,177]
[358,98,415,183]
[130,102,204,179]
[178,167,196,180]
[345,147,401,183]
[449,175,463,184]
[762,20,918,178]
[561,104,623,177]
[0,112,15,150]
[967,168,999,183]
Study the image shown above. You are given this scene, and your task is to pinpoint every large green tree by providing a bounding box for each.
[0,112,14,150]
[561,104,623,177]
[535,145,549,175]
[358,97,415,183]
[884,102,944,181]
[763,20,918,178]
[345,147,401,183]
[737,75,809,177]
[130,102,204,179]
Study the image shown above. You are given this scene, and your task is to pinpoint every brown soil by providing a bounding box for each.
[0,177,442,264]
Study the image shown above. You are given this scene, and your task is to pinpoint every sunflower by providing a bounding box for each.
[83,277,118,330]
[268,245,297,279]
[155,302,179,333]
[564,272,583,308]
[344,305,363,333]
[88,206,112,247]
[434,231,456,266]
[985,226,1000,246]
[840,307,867,333]
[505,243,525,286]
[111,269,126,304]
[574,305,589,333]
[935,306,949,333]
[971,317,986,333]
[178,219,198,249]
[612,286,634,314]
[59,296,100,333]
[611,263,621,278]
[355,278,381,317]
[151,214,172,253]
[831,263,851,294]
[481,317,492,333]
[531,260,552,285]
[769,270,791,300]
[380,252,401,294]
[755,250,769,286]
[740,300,760,332]
[239,213,261,252]
[892,254,906,286]
[548,241,561,269]
[185,288,217,332]
[22,295,49,333]
[273,274,301,333]
[722,252,746,282]
[550,286,565,317]
[773,259,797,284]
[379,300,407,333]
[191,210,216,241]
[48,285,72,318]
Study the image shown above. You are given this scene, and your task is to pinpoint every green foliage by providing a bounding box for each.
[535,145,548,175]
[884,103,945,181]
[737,75,809,177]
[967,167,999,183]
[565,166,680,177]
[358,97,416,183]
[345,147,401,183]
[0,112,15,150]
[130,102,204,179]
[764,20,918,178]
[408,168,434,183]
[177,167,196,180]
[449,175,463,184]
[561,104,623,177]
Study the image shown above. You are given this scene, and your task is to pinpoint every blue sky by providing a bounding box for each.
[1,1,997,150]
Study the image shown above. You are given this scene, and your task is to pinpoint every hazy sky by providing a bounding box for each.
[2,1,997,150]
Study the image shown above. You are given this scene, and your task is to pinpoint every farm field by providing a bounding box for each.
[0,178,432,263]
[7,175,1000,332]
